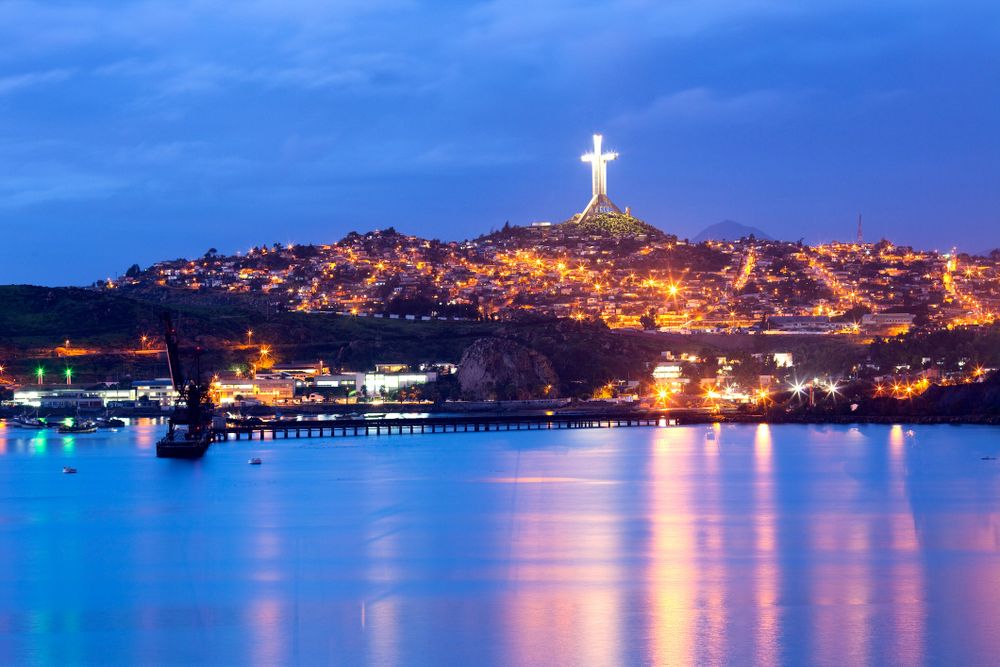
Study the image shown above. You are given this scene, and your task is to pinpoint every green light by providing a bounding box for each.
[35,366,44,384]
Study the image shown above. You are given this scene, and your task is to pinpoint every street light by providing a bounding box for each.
[246,330,253,346]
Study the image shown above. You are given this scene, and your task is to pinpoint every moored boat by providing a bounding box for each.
[14,416,48,429]
[59,420,98,434]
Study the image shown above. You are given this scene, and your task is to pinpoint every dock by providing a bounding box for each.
[214,410,712,441]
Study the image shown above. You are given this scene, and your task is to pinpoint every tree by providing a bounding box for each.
[639,308,658,330]
[125,264,142,278]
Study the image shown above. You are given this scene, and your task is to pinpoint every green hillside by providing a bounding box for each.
[0,286,665,396]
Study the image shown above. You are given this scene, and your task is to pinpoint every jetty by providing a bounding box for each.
[214,409,716,442]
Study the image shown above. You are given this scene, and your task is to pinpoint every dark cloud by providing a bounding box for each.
[1,0,999,283]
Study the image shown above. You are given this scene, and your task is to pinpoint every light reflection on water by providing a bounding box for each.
[1,422,1000,665]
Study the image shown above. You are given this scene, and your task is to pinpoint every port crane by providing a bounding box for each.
[156,312,215,458]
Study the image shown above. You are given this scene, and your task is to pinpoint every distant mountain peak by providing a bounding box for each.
[693,220,773,243]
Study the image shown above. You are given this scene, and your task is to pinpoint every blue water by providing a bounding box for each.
[2,421,1000,666]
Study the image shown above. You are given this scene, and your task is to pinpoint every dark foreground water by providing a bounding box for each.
[2,422,1000,666]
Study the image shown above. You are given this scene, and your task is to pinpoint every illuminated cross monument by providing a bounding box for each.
[579,133,621,223]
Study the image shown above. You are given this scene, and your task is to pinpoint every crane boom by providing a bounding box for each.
[161,312,186,391]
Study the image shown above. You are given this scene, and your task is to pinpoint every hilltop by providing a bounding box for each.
[562,211,668,239]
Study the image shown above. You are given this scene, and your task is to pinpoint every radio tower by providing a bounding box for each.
[856,214,863,244]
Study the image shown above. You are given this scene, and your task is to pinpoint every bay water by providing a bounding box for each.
[2,421,1000,666]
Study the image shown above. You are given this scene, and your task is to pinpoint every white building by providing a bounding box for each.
[133,379,180,407]
[11,387,132,409]
[358,371,437,395]
[861,313,915,335]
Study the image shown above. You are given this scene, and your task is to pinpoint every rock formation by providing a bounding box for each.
[457,337,559,400]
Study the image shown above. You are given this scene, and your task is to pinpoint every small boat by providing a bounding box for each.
[62,466,77,474]
[248,457,262,465]
[15,416,48,429]
[364,413,387,419]
[97,417,126,428]
[59,420,98,434]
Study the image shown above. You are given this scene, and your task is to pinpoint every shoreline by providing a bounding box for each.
[5,402,1000,427]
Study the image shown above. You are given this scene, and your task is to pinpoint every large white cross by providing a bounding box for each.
[581,134,618,197]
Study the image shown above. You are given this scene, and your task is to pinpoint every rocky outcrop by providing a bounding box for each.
[457,337,559,400]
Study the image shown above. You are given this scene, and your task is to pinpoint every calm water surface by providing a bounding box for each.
[2,421,1000,666]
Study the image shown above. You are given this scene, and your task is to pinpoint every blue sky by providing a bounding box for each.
[2,0,999,285]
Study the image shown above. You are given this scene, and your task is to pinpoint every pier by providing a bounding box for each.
[214,410,710,441]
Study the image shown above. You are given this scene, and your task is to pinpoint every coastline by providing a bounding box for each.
[5,400,1000,427]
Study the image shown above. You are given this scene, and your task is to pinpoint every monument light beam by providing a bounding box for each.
[579,134,622,223]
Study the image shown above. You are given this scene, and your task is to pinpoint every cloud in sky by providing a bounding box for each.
[612,88,806,127]
[0,68,73,95]
[0,0,999,284]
